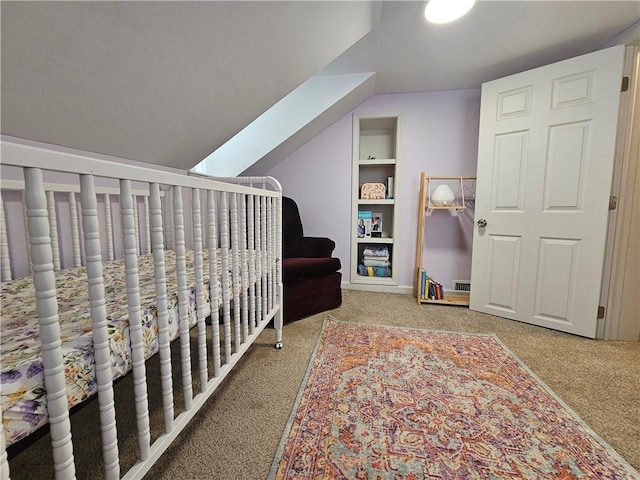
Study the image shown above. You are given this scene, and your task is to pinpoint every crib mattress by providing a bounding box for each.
[0,248,262,447]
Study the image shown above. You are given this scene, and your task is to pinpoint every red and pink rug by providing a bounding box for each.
[269,317,639,480]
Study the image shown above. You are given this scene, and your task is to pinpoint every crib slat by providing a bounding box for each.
[46,190,61,271]
[68,192,82,267]
[247,195,256,335]
[144,196,151,254]
[255,196,263,325]
[104,193,114,262]
[270,196,276,314]
[230,193,241,354]
[120,180,151,461]
[0,195,11,281]
[173,187,193,410]
[239,194,249,342]
[131,195,140,255]
[149,183,175,432]
[24,168,76,479]
[261,196,268,322]
[268,197,274,312]
[21,190,33,275]
[80,175,120,479]
[191,188,208,391]
[219,192,232,365]
[200,189,207,248]
[166,189,174,250]
[207,190,221,377]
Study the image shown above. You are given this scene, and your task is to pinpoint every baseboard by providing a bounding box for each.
[342,282,412,295]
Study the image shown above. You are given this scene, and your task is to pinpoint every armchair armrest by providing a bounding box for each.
[297,236,336,258]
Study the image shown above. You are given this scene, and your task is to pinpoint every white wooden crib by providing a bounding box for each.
[0,141,283,479]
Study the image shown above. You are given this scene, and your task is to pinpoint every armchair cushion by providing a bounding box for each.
[295,237,336,258]
[283,257,342,283]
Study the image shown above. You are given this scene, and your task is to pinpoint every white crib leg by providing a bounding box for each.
[80,174,120,479]
[207,190,221,378]
[219,192,232,365]
[149,183,175,432]
[120,179,151,461]
[173,187,193,410]
[230,193,241,354]
[24,168,76,479]
[191,188,208,392]
[274,196,283,349]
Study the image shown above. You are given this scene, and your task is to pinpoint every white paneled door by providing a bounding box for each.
[470,45,625,338]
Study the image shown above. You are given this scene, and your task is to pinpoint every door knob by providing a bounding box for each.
[477,219,487,228]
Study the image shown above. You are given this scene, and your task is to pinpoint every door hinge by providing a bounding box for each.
[621,76,629,92]
[609,196,618,211]
[597,306,606,319]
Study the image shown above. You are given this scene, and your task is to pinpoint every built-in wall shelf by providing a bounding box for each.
[351,112,402,287]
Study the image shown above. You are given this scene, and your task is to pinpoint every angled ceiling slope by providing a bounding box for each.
[1,1,380,170]
[192,72,377,177]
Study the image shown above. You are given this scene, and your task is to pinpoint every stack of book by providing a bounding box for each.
[419,268,444,300]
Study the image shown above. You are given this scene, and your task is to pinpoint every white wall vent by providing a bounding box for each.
[452,280,471,292]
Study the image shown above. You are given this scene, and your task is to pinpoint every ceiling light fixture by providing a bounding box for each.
[424,0,476,24]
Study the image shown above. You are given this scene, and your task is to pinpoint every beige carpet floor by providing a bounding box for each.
[7,290,640,479]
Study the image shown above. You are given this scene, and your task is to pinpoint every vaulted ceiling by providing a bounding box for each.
[2,1,639,173]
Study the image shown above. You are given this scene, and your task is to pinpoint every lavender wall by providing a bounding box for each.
[266,89,481,290]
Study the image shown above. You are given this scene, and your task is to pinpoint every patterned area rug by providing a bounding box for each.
[269,317,639,480]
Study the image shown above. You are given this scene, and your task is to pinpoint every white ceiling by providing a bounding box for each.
[323,1,640,93]
[2,1,639,173]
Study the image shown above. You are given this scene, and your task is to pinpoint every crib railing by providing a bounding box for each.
[0,179,153,281]
[0,141,284,480]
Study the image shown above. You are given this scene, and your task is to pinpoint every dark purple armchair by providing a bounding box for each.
[282,197,342,322]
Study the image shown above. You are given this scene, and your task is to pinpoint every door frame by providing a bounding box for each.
[600,45,640,341]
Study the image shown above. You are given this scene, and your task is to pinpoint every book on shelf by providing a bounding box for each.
[385,177,394,199]
[371,212,383,238]
[419,269,445,301]
[357,210,372,238]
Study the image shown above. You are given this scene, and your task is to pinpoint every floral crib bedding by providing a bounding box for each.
[0,248,262,447]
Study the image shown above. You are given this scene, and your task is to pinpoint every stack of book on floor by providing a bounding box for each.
[419,268,444,300]
[358,245,391,277]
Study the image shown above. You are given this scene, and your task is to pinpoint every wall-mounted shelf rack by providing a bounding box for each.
[424,175,476,211]
[415,172,476,306]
